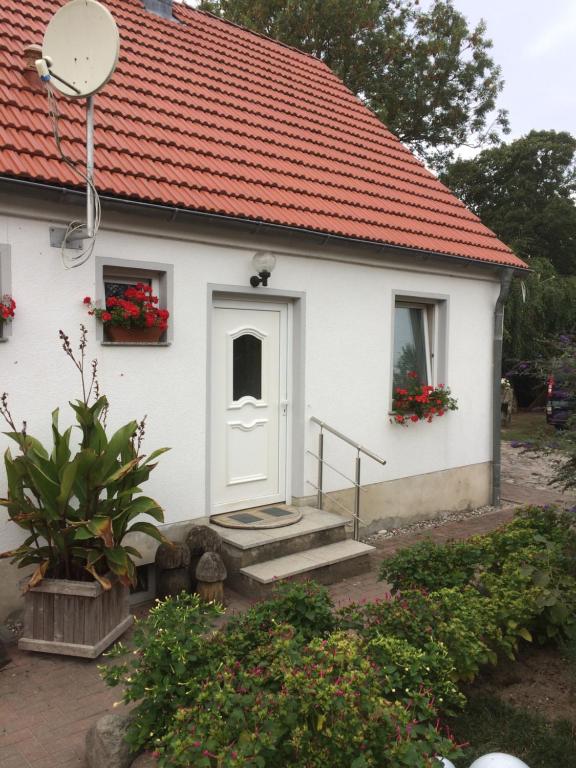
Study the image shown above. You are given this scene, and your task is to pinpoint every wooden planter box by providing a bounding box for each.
[19,577,133,658]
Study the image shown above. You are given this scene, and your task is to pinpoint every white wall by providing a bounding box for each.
[0,200,500,552]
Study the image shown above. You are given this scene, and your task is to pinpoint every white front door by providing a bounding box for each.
[211,299,288,514]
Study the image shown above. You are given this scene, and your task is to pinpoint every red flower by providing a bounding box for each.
[407,371,418,379]
[83,296,91,305]
[395,414,405,424]
[410,414,419,422]
[101,312,112,322]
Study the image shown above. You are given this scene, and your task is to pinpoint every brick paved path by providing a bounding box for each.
[1,443,573,768]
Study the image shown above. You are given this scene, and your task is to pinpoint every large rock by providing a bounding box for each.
[85,712,135,768]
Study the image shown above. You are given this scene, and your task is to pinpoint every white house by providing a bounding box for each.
[0,0,527,615]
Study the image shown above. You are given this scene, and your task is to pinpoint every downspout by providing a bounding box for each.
[492,268,515,506]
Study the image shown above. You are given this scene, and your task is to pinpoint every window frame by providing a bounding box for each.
[390,291,449,405]
[95,257,173,345]
[0,244,12,342]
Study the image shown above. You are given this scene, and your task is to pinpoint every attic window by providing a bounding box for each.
[141,0,174,20]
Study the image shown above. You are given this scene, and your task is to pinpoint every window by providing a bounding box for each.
[0,244,12,341]
[392,294,448,394]
[233,333,262,401]
[95,258,173,344]
[393,303,432,389]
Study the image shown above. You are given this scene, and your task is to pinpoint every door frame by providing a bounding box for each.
[205,285,306,517]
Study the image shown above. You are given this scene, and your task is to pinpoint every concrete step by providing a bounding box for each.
[229,539,375,597]
[208,507,348,571]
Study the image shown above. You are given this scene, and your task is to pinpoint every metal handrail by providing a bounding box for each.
[310,417,387,465]
[306,450,368,491]
[306,480,367,523]
[310,417,386,540]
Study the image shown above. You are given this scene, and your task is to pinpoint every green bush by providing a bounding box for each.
[380,506,576,594]
[379,537,488,591]
[157,629,463,768]
[101,506,576,766]
[224,580,336,654]
[100,593,223,753]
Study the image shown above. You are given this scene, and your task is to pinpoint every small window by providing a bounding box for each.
[104,275,154,302]
[393,303,432,390]
[392,294,448,402]
[233,333,262,401]
[95,258,173,345]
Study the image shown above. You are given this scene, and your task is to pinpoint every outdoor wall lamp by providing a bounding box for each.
[250,251,277,287]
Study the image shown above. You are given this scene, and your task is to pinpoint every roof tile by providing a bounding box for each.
[0,0,526,269]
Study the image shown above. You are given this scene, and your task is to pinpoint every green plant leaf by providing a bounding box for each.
[126,521,169,545]
[87,517,114,548]
[103,458,139,485]
[141,447,171,465]
[124,496,165,523]
[56,461,78,509]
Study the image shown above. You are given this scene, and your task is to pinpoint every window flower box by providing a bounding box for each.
[84,284,169,343]
[391,371,458,425]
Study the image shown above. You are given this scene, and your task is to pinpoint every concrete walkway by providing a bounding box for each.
[1,442,574,768]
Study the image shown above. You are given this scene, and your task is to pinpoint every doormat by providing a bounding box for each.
[211,507,303,529]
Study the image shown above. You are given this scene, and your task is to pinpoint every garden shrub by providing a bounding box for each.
[156,628,463,768]
[224,580,336,654]
[379,537,488,591]
[101,505,576,765]
[380,505,576,594]
[100,592,224,753]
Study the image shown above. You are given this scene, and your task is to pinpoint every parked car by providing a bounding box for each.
[546,376,575,428]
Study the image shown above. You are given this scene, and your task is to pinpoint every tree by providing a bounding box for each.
[198,0,508,166]
[442,130,576,274]
[441,131,576,368]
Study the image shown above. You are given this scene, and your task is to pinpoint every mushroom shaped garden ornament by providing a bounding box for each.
[469,755,530,768]
[195,551,227,604]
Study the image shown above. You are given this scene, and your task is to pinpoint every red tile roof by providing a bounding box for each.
[0,0,526,269]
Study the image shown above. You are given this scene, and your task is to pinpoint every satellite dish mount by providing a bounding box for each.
[35,0,120,265]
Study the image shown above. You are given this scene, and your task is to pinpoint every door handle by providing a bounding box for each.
[280,399,288,416]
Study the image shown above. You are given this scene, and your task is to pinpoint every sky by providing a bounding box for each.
[451,0,576,142]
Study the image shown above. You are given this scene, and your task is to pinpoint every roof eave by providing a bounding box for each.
[0,176,528,275]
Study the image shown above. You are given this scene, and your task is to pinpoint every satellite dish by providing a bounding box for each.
[42,0,119,99]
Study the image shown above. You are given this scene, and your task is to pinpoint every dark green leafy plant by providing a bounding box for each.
[224,580,336,653]
[0,327,170,589]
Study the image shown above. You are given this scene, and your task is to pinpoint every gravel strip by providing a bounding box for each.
[362,503,506,544]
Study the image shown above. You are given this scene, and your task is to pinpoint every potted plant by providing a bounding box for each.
[84,284,169,343]
[391,371,458,425]
[0,327,170,657]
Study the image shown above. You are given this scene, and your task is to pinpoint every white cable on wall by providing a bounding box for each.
[44,81,101,269]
